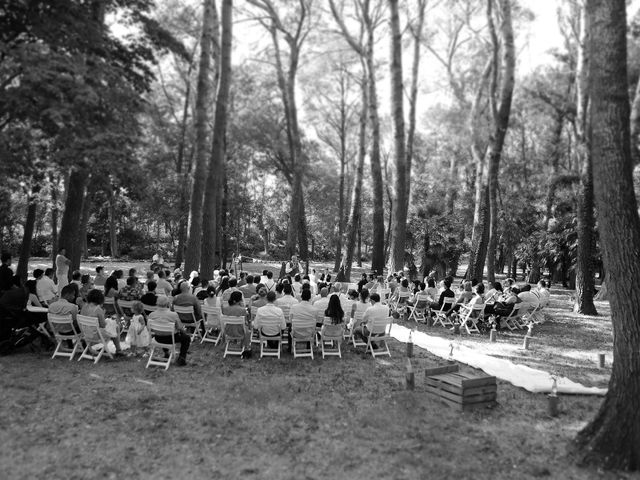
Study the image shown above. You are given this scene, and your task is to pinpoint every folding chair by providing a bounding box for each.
[103,296,119,317]
[350,311,367,348]
[259,320,285,359]
[117,299,135,333]
[142,304,157,315]
[347,283,358,292]
[365,316,393,358]
[378,288,391,305]
[220,315,246,358]
[201,305,222,345]
[47,313,82,360]
[146,319,179,370]
[93,285,105,292]
[502,303,524,330]
[458,303,485,334]
[173,305,203,342]
[291,316,316,359]
[391,291,411,317]
[432,297,456,327]
[250,306,261,345]
[320,322,344,358]
[76,314,114,364]
[407,293,430,322]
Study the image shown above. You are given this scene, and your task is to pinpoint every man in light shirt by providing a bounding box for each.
[275,284,298,307]
[36,268,58,304]
[290,289,316,323]
[254,291,286,348]
[313,287,330,312]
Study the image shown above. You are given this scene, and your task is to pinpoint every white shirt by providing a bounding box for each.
[276,295,298,307]
[254,304,286,335]
[37,276,58,302]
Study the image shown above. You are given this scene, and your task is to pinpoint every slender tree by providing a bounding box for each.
[201,0,233,279]
[573,0,640,470]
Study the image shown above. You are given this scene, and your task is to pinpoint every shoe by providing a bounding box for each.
[241,350,253,359]
[176,356,187,366]
[114,351,126,358]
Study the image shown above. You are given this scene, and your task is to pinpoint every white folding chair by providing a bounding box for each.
[250,306,261,345]
[201,305,222,345]
[407,293,430,322]
[365,317,393,358]
[142,304,158,314]
[103,296,119,318]
[503,303,524,330]
[146,319,179,370]
[320,322,344,358]
[392,291,411,317]
[291,316,316,359]
[459,303,485,334]
[432,297,456,327]
[173,305,203,342]
[378,288,391,305]
[93,285,105,292]
[259,319,285,359]
[47,313,82,360]
[76,314,114,364]
[220,315,246,358]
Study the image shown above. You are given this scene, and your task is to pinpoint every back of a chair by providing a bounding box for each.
[77,314,103,343]
[202,305,221,327]
[48,313,77,338]
[173,304,196,323]
[353,310,365,328]
[322,323,344,340]
[466,303,485,318]
[103,296,117,316]
[220,315,245,339]
[118,299,135,317]
[414,293,430,309]
[291,316,316,338]
[369,316,393,336]
[397,291,410,304]
[147,318,176,344]
[347,283,358,292]
[280,304,291,323]
[258,314,284,336]
[94,285,105,292]
[379,288,391,303]
[142,304,158,314]
[439,296,456,312]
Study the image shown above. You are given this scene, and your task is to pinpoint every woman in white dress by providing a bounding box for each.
[55,247,71,289]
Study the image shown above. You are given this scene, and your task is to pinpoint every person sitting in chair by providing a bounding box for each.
[356,293,387,344]
[254,291,286,348]
[148,295,190,366]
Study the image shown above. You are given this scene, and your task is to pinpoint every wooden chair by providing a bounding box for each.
[320,322,344,358]
[201,305,222,345]
[346,310,366,348]
[290,315,316,359]
[365,316,393,358]
[146,319,179,370]
[142,304,158,315]
[407,293,431,322]
[220,315,246,358]
[76,314,114,364]
[47,313,82,361]
[458,303,485,334]
[432,297,457,327]
[172,305,203,342]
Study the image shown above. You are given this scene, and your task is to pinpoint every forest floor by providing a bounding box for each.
[0,260,630,479]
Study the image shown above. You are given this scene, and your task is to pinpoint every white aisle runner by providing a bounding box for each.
[391,324,607,396]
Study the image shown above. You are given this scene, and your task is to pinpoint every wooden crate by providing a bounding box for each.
[425,370,497,411]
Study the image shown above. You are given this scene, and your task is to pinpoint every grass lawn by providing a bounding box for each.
[0,260,631,479]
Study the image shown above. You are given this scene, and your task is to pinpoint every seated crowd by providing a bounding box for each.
[0,248,552,362]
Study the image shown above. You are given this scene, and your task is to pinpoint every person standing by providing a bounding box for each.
[0,252,13,295]
[55,247,71,289]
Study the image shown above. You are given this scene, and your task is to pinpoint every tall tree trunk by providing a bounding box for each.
[387,0,407,274]
[108,183,118,258]
[79,187,92,259]
[630,73,640,166]
[333,73,349,273]
[574,3,598,315]
[50,173,59,271]
[184,0,216,273]
[17,185,39,281]
[201,0,232,280]
[342,75,367,281]
[58,168,87,273]
[486,0,515,284]
[573,0,640,469]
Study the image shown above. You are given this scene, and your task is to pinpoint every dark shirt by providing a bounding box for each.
[140,292,158,306]
[438,288,455,307]
[0,264,13,294]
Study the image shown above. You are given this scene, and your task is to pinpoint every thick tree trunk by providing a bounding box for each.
[50,173,59,271]
[333,75,349,273]
[58,168,87,272]
[573,0,640,470]
[201,0,232,280]
[16,186,39,281]
[486,0,515,284]
[387,0,407,274]
[184,0,216,273]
